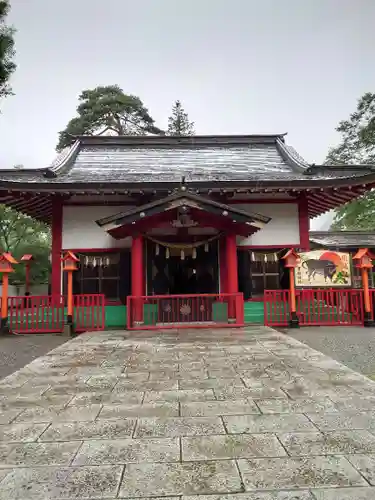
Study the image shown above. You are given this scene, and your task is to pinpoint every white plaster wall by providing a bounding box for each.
[235,203,300,246]
[62,206,132,249]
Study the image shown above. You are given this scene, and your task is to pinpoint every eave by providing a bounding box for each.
[96,190,271,239]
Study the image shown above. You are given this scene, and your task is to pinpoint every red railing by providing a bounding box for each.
[0,294,105,333]
[297,289,364,326]
[5,295,65,333]
[73,294,105,332]
[264,290,290,326]
[265,289,365,327]
[127,293,244,330]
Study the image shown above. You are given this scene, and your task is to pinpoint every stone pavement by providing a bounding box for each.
[1,327,375,499]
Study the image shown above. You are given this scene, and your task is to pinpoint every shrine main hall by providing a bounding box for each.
[1,134,374,328]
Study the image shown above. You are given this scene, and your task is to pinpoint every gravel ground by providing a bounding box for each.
[0,334,67,379]
[286,326,375,377]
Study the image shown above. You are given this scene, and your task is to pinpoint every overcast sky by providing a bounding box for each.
[1,0,375,228]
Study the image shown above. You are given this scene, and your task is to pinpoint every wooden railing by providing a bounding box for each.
[0,294,105,333]
[265,289,364,327]
[127,293,244,330]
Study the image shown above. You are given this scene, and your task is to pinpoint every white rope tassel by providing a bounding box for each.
[251,252,255,261]
[181,250,185,260]
[155,244,159,256]
[166,247,170,259]
[92,257,97,267]
[84,256,89,266]
[264,254,268,263]
[192,248,197,259]
[204,243,209,252]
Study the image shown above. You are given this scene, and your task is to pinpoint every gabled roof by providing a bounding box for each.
[1,134,375,224]
[310,231,375,248]
[0,134,373,187]
[96,190,271,239]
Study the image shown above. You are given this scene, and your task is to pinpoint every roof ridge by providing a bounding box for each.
[77,134,287,147]
[276,138,310,172]
[45,140,81,178]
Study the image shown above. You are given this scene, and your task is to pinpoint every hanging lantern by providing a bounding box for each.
[155,244,159,256]
[204,243,209,252]
[192,248,197,259]
[181,250,185,260]
[166,247,170,259]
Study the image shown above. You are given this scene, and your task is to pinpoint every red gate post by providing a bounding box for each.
[61,251,79,335]
[0,253,18,335]
[282,249,299,328]
[353,248,375,327]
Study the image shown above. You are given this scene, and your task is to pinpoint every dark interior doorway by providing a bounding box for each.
[146,240,219,296]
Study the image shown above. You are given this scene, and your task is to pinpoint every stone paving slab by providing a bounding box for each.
[182,433,287,460]
[0,465,123,499]
[182,493,315,500]
[0,422,49,443]
[134,416,226,437]
[0,441,81,467]
[72,437,180,465]
[237,456,367,489]
[181,399,260,416]
[118,460,243,497]
[39,418,137,441]
[2,326,375,498]
[311,487,375,499]
[223,414,316,434]
[279,429,375,456]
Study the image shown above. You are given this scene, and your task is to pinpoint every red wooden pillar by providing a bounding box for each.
[219,237,227,293]
[131,235,144,324]
[51,196,63,298]
[226,233,238,320]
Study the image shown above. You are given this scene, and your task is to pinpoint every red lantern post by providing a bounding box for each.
[61,251,79,334]
[353,248,375,327]
[21,254,33,296]
[0,253,18,334]
[282,249,299,328]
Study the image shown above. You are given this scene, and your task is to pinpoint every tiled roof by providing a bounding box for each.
[0,134,373,187]
[310,231,375,248]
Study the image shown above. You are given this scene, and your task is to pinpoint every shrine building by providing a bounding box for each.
[1,134,374,328]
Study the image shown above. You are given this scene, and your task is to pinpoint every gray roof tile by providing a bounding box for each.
[310,231,375,248]
[0,135,373,187]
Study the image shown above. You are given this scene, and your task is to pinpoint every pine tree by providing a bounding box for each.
[167,100,195,136]
[0,0,16,101]
[57,85,164,151]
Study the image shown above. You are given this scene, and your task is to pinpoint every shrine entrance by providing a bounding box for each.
[147,239,219,296]
[146,239,219,324]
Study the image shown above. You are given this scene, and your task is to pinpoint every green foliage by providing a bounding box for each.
[327,92,375,229]
[167,100,195,136]
[57,85,164,151]
[0,0,15,100]
[0,206,51,285]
